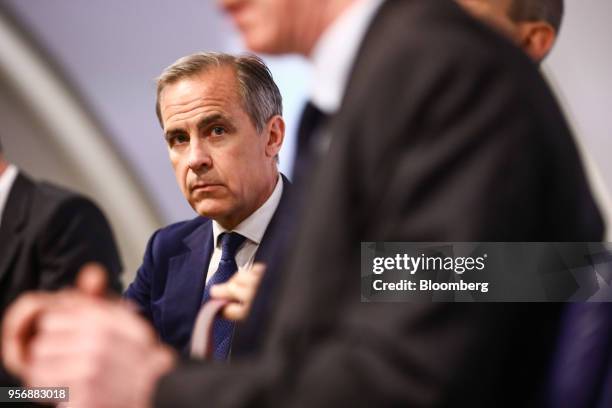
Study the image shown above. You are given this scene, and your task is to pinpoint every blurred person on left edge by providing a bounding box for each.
[0,136,123,387]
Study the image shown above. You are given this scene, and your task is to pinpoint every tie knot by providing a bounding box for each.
[219,232,246,261]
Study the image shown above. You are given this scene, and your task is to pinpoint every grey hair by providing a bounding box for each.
[509,0,564,32]
[155,52,282,132]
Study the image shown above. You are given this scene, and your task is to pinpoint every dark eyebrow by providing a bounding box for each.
[197,114,224,131]
[164,114,237,141]
[196,114,237,133]
[164,128,184,141]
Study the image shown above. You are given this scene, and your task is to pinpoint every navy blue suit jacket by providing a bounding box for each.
[125,175,291,355]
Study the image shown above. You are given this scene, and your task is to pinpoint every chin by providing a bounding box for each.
[188,198,218,216]
[244,39,271,54]
[194,205,225,219]
[242,30,285,54]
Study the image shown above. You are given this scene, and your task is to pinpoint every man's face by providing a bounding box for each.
[159,67,279,229]
[218,0,318,54]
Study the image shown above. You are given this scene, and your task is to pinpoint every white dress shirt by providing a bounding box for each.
[0,164,18,227]
[310,0,385,115]
[205,175,283,283]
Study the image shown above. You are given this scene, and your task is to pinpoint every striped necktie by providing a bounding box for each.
[201,231,246,360]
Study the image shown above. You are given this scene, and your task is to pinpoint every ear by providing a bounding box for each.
[263,115,285,158]
[517,21,557,62]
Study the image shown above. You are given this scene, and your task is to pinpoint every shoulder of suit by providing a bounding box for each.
[158,215,209,234]
[365,0,527,68]
[343,0,538,127]
[15,175,106,227]
[36,181,89,203]
[32,181,104,218]
[150,215,210,248]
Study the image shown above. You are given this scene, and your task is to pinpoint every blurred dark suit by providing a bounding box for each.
[156,1,603,407]
[0,171,123,385]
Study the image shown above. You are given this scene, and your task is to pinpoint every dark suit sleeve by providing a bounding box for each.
[124,230,161,323]
[37,196,123,293]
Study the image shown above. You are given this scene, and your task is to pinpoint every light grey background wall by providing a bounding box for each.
[0,0,610,282]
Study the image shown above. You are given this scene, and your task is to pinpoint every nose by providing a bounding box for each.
[187,139,212,172]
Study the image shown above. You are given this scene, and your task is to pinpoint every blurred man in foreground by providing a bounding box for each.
[2,1,603,407]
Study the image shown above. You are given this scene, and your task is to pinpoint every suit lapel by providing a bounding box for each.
[232,176,293,355]
[0,174,33,283]
[254,174,292,264]
[161,219,214,353]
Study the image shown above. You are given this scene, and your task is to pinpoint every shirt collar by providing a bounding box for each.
[309,0,384,114]
[212,175,283,248]
[0,164,19,227]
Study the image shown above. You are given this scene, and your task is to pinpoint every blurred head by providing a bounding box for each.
[156,53,284,229]
[217,0,357,55]
[457,0,564,62]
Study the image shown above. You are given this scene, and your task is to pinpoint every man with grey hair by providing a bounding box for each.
[124,51,290,358]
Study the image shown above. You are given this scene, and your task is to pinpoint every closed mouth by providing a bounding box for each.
[191,183,223,192]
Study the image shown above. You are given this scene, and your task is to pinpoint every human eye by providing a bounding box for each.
[211,126,226,136]
[167,133,189,147]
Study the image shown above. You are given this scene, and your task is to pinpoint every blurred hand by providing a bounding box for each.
[2,264,176,408]
[76,261,109,297]
[209,262,266,321]
[2,262,107,376]
[2,291,56,377]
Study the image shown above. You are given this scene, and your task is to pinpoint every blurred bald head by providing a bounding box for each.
[458,0,564,62]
